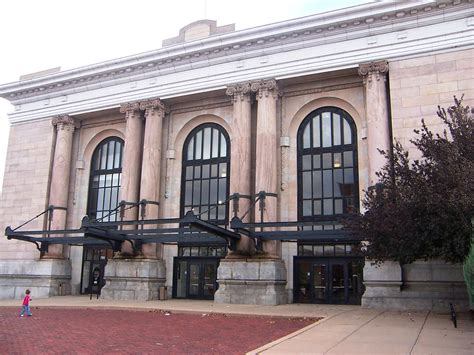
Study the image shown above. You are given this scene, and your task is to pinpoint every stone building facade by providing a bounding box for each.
[0,0,472,310]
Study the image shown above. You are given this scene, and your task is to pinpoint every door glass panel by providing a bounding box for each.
[348,260,365,304]
[203,263,217,296]
[297,262,311,303]
[313,263,327,302]
[331,263,346,304]
[176,261,187,298]
[189,263,200,296]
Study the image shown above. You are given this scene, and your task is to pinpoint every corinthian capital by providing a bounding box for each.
[226,82,252,102]
[119,101,141,120]
[139,98,169,118]
[52,115,79,131]
[250,79,279,100]
[358,60,389,83]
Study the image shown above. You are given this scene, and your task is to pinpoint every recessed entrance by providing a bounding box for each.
[80,246,112,295]
[294,257,364,304]
[173,258,221,300]
[173,245,226,300]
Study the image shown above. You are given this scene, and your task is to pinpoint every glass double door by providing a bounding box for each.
[294,257,364,304]
[81,246,112,295]
[174,258,220,300]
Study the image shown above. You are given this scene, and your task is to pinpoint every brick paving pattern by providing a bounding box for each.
[0,307,315,354]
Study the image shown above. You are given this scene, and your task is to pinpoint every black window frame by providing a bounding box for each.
[180,123,231,225]
[86,137,124,222]
[297,106,359,222]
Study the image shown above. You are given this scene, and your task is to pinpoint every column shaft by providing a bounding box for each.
[359,60,390,186]
[119,102,143,255]
[46,115,77,258]
[252,79,280,258]
[226,83,253,256]
[139,99,167,259]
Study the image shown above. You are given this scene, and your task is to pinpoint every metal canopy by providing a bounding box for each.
[230,217,358,243]
[4,207,234,254]
[5,194,360,255]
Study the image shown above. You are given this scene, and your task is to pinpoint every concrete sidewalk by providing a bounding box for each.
[250,309,473,355]
[1,296,472,354]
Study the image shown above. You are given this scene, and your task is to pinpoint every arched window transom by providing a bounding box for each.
[181,124,230,223]
[297,107,359,221]
[87,137,124,222]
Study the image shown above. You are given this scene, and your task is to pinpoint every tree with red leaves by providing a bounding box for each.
[346,97,474,266]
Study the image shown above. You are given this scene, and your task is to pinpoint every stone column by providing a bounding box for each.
[45,115,78,258]
[215,80,287,305]
[119,102,143,256]
[358,60,390,186]
[139,98,168,259]
[251,79,280,258]
[225,82,254,256]
[102,102,166,301]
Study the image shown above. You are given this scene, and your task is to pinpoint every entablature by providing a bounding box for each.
[0,0,472,124]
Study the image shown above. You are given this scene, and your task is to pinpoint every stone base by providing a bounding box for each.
[101,259,166,301]
[362,260,469,311]
[0,259,72,299]
[214,259,288,305]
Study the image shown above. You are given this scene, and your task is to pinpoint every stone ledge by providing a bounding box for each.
[217,280,287,286]
[101,259,166,301]
[0,259,72,299]
[215,259,288,305]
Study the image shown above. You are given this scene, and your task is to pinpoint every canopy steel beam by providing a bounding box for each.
[181,211,240,250]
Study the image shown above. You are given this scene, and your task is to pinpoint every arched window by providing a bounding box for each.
[181,123,230,224]
[297,107,359,222]
[87,137,124,222]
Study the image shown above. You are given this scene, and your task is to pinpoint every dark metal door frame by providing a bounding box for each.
[293,256,363,304]
[80,245,110,295]
[172,257,220,300]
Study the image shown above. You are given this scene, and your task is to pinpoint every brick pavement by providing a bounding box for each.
[0,307,316,354]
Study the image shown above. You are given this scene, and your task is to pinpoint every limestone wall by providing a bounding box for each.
[390,48,474,156]
[0,119,54,260]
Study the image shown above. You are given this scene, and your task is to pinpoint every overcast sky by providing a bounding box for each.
[0,0,372,193]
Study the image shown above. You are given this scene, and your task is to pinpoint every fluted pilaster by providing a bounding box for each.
[358,60,391,186]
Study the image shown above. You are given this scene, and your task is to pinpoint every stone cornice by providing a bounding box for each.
[51,115,78,131]
[1,1,470,103]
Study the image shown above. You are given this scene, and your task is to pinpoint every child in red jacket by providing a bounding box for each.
[19,289,32,317]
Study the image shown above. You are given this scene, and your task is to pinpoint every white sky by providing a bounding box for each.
[0,0,371,193]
